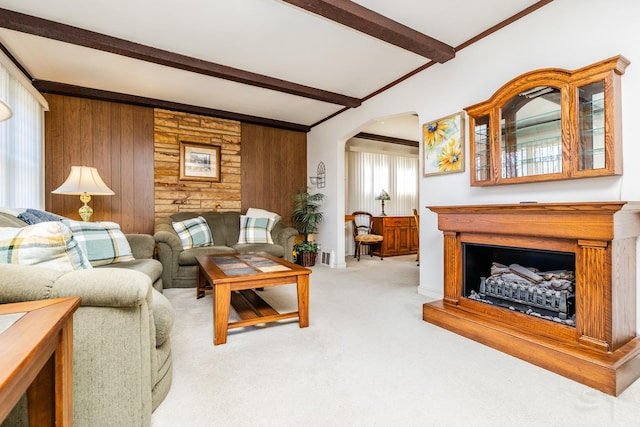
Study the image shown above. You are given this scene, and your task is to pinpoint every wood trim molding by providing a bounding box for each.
[35,80,311,133]
[282,0,455,63]
[353,132,418,147]
[318,0,554,126]
[0,8,360,108]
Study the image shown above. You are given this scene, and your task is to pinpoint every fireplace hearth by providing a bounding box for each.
[424,202,640,396]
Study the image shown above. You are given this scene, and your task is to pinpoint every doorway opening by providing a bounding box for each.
[343,112,420,262]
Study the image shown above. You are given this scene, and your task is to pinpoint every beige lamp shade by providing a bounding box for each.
[52,166,114,221]
[52,166,115,196]
[0,99,12,122]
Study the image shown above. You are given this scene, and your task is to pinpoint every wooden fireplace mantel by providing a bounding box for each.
[423,201,640,396]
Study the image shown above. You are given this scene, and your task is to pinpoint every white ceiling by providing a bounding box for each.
[0,0,545,132]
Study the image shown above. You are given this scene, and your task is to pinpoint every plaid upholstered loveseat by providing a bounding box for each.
[0,212,173,427]
[154,211,298,288]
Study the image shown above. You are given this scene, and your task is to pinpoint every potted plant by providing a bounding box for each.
[291,187,325,266]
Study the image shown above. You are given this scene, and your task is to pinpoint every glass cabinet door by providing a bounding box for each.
[500,86,562,179]
[577,81,605,171]
[472,114,491,182]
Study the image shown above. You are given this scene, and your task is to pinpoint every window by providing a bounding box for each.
[346,150,419,216]
[0,54,48,208]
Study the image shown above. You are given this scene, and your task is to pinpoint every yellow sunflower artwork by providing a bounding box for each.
[423,118,451,151]
[437,138,462,172]
[423,112,465,176]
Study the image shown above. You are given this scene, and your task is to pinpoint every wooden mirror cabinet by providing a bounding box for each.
[464,55,629,186]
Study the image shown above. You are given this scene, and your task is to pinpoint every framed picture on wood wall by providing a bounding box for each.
[422,111,465,176]
[180,141,221,182]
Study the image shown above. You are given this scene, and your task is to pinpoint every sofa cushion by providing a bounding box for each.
[172,216,213,249]
[0,222,92,271]
[97,258,163,285]
[178,245,236,265]
[62,219,135,266]
[231,243,285,259]
[237,215,275,244]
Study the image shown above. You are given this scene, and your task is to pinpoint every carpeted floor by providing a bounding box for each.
[151,255,640,427]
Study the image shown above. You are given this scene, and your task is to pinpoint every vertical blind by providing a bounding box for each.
[0,61,46,209]
[345,150,419,255]
[346,150,418,216]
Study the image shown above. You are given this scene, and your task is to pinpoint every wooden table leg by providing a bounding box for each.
[26,313,74,426]
[213,283,231,345]
[197,267,206,299]
[297,275,309,328]
[55,317,73,426]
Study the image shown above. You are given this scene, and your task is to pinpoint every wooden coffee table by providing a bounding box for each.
[195,252,311,345]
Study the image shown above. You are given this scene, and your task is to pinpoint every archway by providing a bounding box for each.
[343,112,420,263]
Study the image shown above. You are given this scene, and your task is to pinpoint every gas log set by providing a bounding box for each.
[468,262,575,326]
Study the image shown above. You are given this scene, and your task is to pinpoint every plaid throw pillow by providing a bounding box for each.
[172,216,213,249]
[62,219,135,266]
[0,222,92,271]
[237,215,275,244]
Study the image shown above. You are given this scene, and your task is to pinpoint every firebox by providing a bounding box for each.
[463,244,575,326]
[423,202,640,396]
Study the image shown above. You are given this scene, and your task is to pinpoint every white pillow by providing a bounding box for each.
[245,208,281,224]
[0,222,92,271]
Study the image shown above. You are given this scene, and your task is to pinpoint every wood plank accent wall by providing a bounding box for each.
[154,110,242,220]
[43,93,155,234]
[241,123,307,225]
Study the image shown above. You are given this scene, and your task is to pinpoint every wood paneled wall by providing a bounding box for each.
[44,94,155,234]
[241,123,307,225]
[43,94,308,234]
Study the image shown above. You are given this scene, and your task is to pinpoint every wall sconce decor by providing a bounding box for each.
[52,166,115,221]
[309,161,326,188]
[375,189,390,216]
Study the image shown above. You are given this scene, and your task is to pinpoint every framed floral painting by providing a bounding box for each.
[422,111,465,176]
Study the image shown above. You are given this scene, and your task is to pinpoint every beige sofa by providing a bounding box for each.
[0,213,173,427]
[154,211,298,288]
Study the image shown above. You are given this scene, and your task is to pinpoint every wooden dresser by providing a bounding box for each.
[370,216,418,257]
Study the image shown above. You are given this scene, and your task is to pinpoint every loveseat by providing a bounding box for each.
[154,211,298,288]
[0,213,173,427]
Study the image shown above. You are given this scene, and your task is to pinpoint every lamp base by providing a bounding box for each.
[380,200,387,216]
[79,194,93,222]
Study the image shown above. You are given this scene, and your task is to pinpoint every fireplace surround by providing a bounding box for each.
[423,202,640,396]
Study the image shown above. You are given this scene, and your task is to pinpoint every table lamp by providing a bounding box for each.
[375,189,390,216]
[52,166,115,221]
[0,99,12,122]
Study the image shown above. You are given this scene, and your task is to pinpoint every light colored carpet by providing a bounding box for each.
[151,255,640,427]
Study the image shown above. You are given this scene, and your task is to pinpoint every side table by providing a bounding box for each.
[0,297,81,426]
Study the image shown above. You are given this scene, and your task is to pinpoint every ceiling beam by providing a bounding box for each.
[283,0,455,63]
[314,0,554,127]
[354,132,418,147]
[0,8,361,108]
[34,80,311,133]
